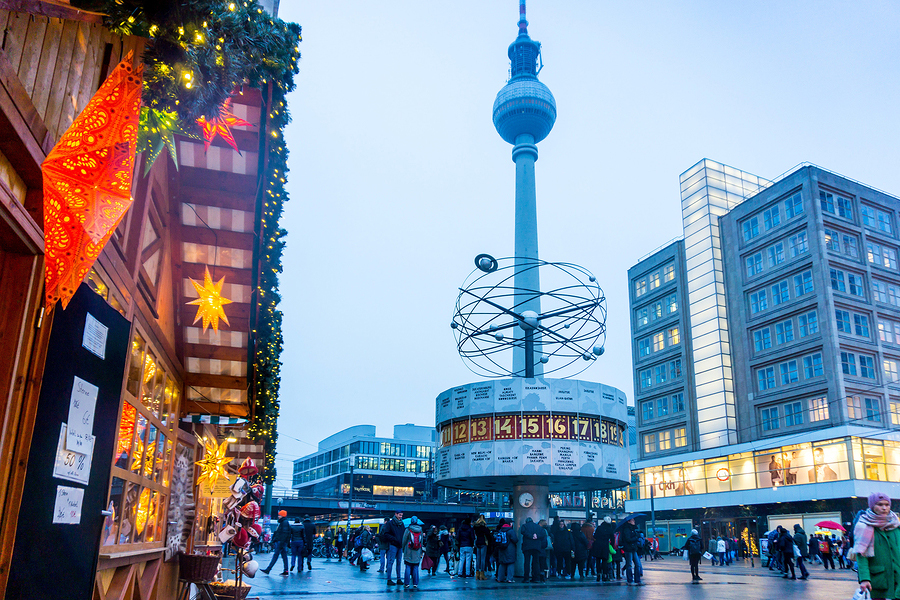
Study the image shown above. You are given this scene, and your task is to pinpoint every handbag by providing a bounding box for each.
[422,555,434,570]
[852,589,871,600]
[683,549,689,560]
[793,544,801,558]
[361,548,375,563]
[702,551,713,560]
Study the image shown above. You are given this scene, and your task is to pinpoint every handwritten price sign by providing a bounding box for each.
[54,423,94,485]
[66,377,98,452]
[52,485,84,525]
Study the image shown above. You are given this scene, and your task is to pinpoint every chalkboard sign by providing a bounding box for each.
[7,285,129,600]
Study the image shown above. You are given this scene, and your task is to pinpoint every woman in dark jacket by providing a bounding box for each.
[778,527,796,579]
[571,523,588,578]
[425,526,442,575]
[474,516,490,580]
[554,520,573,579]
[682,529,703,582]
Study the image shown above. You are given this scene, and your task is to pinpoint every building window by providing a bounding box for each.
[669,359,682,380]
[865,397,882,422]
[674,427,687,447]
[640,369,652,389]
[746,253,763,277]
[890,283,900,306]
[775,320,794,345]
[651,300,663,322]
[789,232,808,257]
[743,216,759,241]
[784,401,804,426]
[644,433,657,454]
[799,311,818,337]
[873,280,889,303]
[639,338,651,357]
[657,396,669,417]
[820,191,835,215]
[658,431,671,451]
[664,264,675,282]
[794,270,813,296]
[841,352,858,376]
[665,293,677,314]
[761,407,780,431]
[635,278,647,297]
[779,360,798,385]
[804,353,823,378]
[771,280,790,305]
[825,228,860,259]
[757,366,775,391]
[767,242,785,268]
[838,195,853,218]
[763,206,781,231]
[854,314,870,337]
[809,397,829,422]
[860,355,876,379]
[653,332,665,352]
[667,327,680,346]
[891,402,900,426]
[862,205,877,228]
[867,242,898,270]
[784,192,803,218]
[650,271,661,290]
[750,290,768,314]
[879,209,894,235]
[831,268,846,293]
[835,309,852,334]
[849,273,865,297]
[848,396,863,420]
[672,393,685,413]
[754,328,772,351]
[885,359,899,382]
[655,365,667,385]
[642,401,653,421]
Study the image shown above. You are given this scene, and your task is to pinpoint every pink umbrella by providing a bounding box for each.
[816,521,846,532]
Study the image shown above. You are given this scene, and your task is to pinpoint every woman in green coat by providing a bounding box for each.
[853,492,900,599]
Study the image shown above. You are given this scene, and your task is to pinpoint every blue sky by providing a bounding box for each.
[271,0,900,491]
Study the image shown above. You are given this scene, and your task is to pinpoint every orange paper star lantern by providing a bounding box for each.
[187,266,232,332]
[42,52,143,308]
[195,437,232,490]
[196,98,251,154]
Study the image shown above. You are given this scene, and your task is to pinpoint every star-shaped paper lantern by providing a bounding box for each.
[187,266,232,332]
[196,98,251,155]
[195,438,232,490]
[138,108,180,175]
[42,51,143,308]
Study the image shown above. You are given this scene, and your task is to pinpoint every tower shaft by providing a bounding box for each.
[513,134,542,377]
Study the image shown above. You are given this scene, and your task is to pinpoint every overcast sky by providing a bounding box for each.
[270,1,900,492]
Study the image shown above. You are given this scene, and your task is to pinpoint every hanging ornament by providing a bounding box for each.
[196,97,251,155]
[41,51,143,308]
[195,437,232,490]
[187,266,232,332]
[137,108,181,175]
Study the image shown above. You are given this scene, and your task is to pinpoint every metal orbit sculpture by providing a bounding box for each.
[451,254,607,379]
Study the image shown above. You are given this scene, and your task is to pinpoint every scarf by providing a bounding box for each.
[849,509,900,559]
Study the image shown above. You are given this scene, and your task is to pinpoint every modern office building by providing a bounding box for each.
[627,159,900,551]
[292,424,436,500]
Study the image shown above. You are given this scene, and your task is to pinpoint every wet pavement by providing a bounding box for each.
[227,552,860,600]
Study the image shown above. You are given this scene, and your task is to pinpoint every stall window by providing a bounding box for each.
[103,327,180,552]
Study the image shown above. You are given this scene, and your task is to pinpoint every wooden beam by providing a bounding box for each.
[183,343,247,362]
[179,166,257,196]
[0,2,104,23]
[184,372,247,390]
[182,262,253,286]
[0,47,47,190]
[180,225,255,252]
[183,399,248,418]
[179,186,257,212]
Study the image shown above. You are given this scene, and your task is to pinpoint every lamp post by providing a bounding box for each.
[346,459,355,531]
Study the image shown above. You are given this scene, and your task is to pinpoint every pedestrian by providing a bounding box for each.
[852,491,900,600]
[520,516,545,583]
[611,528,624,580]
[425,526,442,575]
[439,525,452,574]
[777,526,796,580]
[621,517,644,585]
[821,532,835,569]
[335,527,346,562]
[457,517,475,578]
[709,535,720,566]
[594,516,614,582]
[495,518,518,583]
[582,520,595,576]
[383,510,406,585]
[809,534,820,564]
[261,510,291,576]
[357,525,374,571]
[793,524,810,580]
[571,522,588,578]
[835,535,846,569]
[717,536,726,567]
[301,515,315,571]
[401,516,425,589]
[474,515,490,580]
[377,517,390,573]
[684,529,703,582]
[289,517,305,572]
[553,519,573,579]
[324,527,335,559]
[538,519,550,582]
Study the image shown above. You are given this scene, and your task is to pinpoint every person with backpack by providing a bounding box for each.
[383,510,406,585]
[457,518,475,578]
[400,516,425,589]
[520,517,546,583]
[612,528,624,580]
[289,517,305,572]
[593,516,614,582]
[620,517,644,585]
[683,529,703,582]
[821,532,835,569]
[474,515,490,580]
[425,526,442,575]
[261,510,292,576]
[777,526,796,579]
[553,519,573,579]
[302,515,316,571]
[495,518,518,583]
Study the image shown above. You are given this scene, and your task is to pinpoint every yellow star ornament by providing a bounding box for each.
[187,266,232,332]
[195,438,232,490]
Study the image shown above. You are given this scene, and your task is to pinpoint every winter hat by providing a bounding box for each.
[869,492,891,509]
[278,510,287,517]
[691,529,698,536]
[411,516,419,525]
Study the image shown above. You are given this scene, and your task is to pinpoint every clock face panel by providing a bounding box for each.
[518,492,534,508]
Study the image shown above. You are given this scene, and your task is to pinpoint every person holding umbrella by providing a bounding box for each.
[852,492,900,600]
[618,514,645,585]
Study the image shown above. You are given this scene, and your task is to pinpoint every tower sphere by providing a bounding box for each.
[492,78,556,145]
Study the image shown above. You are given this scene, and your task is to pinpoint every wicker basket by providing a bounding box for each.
[178,552,221,582]
[208,581,251,600]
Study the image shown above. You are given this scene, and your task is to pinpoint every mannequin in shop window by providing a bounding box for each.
[768,455,783,485]
[808,448,837,482]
